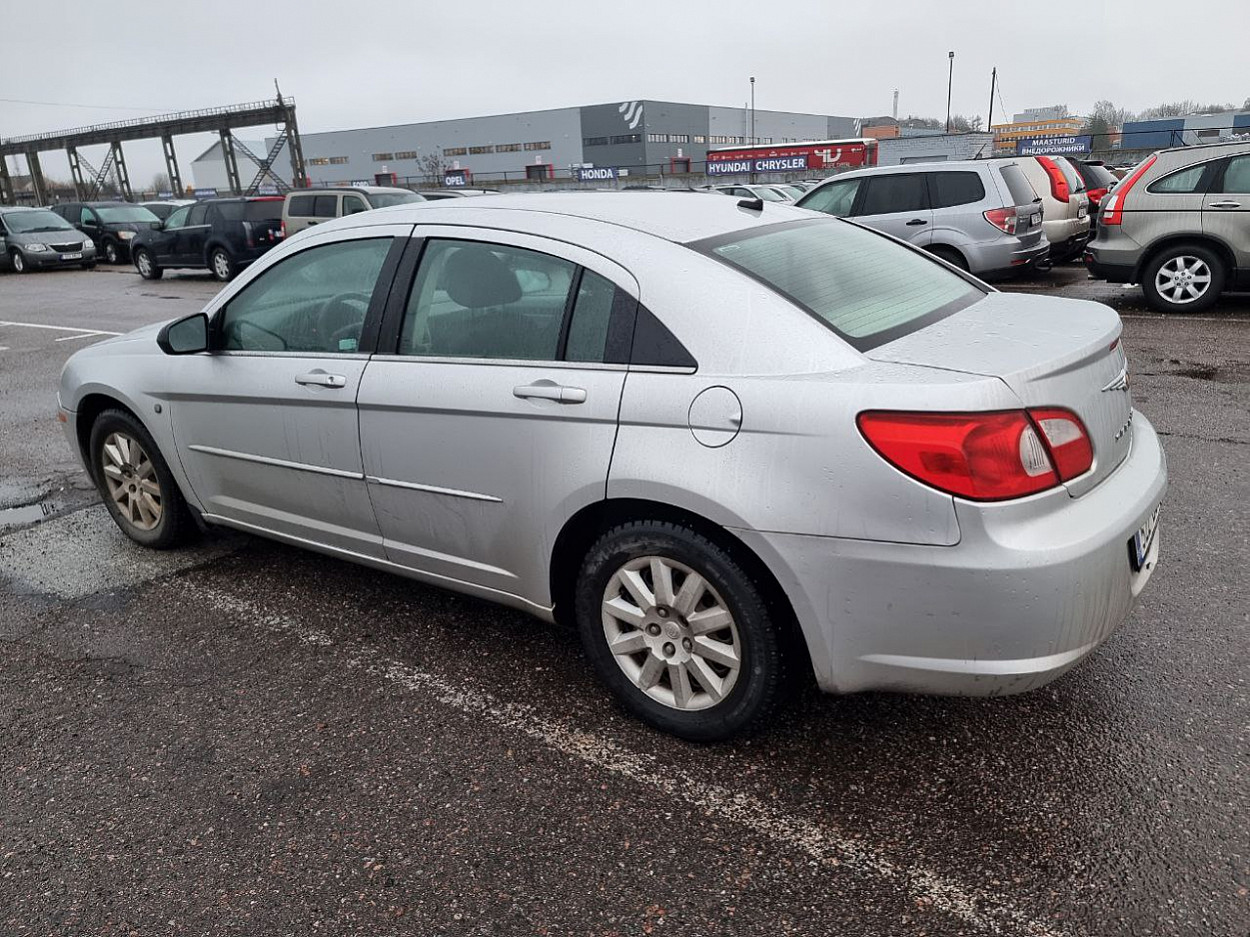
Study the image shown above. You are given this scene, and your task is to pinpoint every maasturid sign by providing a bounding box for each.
[1016,135,1092,156]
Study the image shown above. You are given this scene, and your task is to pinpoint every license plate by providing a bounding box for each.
[60,252,82,260]
[1078,205,1089,218]
[1129,505,1161,571]
[1031,213,1042,226]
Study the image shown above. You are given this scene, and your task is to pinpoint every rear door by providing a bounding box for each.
[852,172,933,245]
[1203,154,1250,271]
[356,227,636,607]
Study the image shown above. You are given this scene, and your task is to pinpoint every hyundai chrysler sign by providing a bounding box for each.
[577,166,618,182]
[706,154,808,175]
[1017,135,1092,156]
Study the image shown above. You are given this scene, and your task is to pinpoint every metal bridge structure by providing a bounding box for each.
[0,97,308,206]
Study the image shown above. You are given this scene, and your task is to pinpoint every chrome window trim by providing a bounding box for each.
[186,444,362,479]
[368,353,627,371]
[365,475,502,503]
[214,350,372,361]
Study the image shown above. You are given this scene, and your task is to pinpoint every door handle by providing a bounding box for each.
[296,371,346,388]
[1207,200,1241,209]
[513,381,587,404]
[906,218,928,226]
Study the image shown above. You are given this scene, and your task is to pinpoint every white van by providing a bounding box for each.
[282,186,424,236]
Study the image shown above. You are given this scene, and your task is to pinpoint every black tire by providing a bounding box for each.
[209,247,236,282]
[89,408,195,550]
[929,245,968,271]
[575,520,786,741]
[9,249,29,273]
[103,240,121,265]
[134,248,163,280]
[1141,243,1225,314]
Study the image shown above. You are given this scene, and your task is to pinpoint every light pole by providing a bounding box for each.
[750,76,756,144]
[945,51,955,132]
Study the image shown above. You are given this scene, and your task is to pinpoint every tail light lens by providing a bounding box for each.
[1101,155,1157,226]
[281,219,287,238]
[857,408,1093,501]
[1035,156,1070,202]
[983,206,1018,235]
[1086,187,1108,205]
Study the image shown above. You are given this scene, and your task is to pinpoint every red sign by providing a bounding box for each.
[705,139,877,171]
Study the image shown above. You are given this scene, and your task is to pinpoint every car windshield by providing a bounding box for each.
[753,187,788,202]
[367,191,422,208]
[695,218,983,351]
[3,210,75,234]
[96,205,161,224]
[215,201,284,222]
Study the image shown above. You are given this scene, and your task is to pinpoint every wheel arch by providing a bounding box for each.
[550,497,816,686]
[74,392,144,482]
[1135,234,1235,282]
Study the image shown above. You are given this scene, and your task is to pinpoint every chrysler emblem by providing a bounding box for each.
[1101,368,1130,393]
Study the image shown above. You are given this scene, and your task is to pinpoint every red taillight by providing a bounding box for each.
[1086,187,1108,205]
[1035,156,1070,202]
[983,206,1018,235]
[281,219,287,238]
[1100,155,1156,226]
[857,408,1093,501]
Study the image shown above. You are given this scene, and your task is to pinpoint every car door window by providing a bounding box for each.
[931,171,985,208]
[563,270,617,363]
[164,206,190,230]
[313,195,338,217]
[343,195,370,215]
[219,238,392,354]
[399,239,576,360]
[1218,156,1250,193]
[858,174,928,215]
[79,207,95,226]
[187,203,208,226]
[800,178,862,217]
[1148,163,1209,194]
[288,195,315,217]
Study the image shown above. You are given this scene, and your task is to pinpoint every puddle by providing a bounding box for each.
[0,498,66,529]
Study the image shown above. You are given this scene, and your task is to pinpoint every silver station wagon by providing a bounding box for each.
[59,194,1167,740]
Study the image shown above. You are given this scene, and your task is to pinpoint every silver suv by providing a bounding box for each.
[1085,140,1250,312]
[796,160,1049,279]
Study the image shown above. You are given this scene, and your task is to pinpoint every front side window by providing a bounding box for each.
[698,219,982,351]
[799,178,862,217]
[931,171,986,208]
[219,238,391,354]
[400,240,576,360]
[343,195,370,215]
[164,206,190,230]
[1218,155,1250,193]
[80,207,96,226]
[859,174,927,216]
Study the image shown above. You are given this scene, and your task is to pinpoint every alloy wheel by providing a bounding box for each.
[212,251,230,280]
[11,251,25,273]
[100,432,163,531]
[105,242,118,264]
[1155,255,1211,305]
[136,251,153,278]
[600,555,742,711]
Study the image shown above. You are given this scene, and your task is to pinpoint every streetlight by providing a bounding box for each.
[750,76,756,145]
[945,51,955,132]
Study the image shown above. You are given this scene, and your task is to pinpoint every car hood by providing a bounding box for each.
[89,320,169,351]
[7,230,87,246]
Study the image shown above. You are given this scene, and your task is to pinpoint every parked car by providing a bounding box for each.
[702,183,794,202]
[281,186,424,236]
[1085,140,1250,312]
[129,196,285,282]
[795,159,1049,278]
[991,156,1090,261]
[0,205,96,272]
[411,188,499,199]
[140,199,196,221]
[48,201,161,264]
[59,193,1166,740]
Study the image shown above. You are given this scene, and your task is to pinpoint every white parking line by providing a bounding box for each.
[193,584,1067,937]
[0,319,122,336]
[54,331,111,342]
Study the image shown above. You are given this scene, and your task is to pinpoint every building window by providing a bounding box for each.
[524,141,551,151]
[583,136,608,147]
[693,135,706,144]
[329,157,348,165]
[469,145,494,154]
[611,133,641,144]
[394,150,418,159]
[443,147,467,157]
[309,157,329,166]
[648,133,668,143]
[670,134,689,144]
[372,152,394,161]
[496,143,522,152]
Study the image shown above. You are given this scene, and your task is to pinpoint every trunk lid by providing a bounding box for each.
[867,292,1133,497]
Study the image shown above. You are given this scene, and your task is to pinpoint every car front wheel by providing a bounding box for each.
[575,520,786,741]
[89,409,194,549]
[9,249,28,273]
[104,240,120,264]
[1142,244,1225,313]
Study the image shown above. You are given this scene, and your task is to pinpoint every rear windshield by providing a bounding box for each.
[96,205,160,224]
[216,200,283,222]
[367,191,421,208]
[998,164,1038,206]
[2,210,75,234]
[695,219,983,351]
[1075,161,1116,189]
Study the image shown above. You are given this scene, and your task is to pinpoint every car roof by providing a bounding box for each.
[0,205,47,214]
[364,191,814,244]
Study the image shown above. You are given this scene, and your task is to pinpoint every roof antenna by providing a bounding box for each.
[737,196,764,211]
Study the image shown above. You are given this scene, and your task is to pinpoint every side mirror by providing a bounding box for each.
[157,312,209,355]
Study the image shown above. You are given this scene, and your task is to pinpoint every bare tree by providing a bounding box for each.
[151,172,171,193]
[417,150,449,185]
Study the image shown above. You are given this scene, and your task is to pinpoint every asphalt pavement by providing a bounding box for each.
[0,263,1246,937]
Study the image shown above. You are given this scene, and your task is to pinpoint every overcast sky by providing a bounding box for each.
[2,0,1246,184]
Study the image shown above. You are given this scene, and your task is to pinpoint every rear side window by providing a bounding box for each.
[858,174,927,215]
[313,195,338,217]
[930,171,986,208]
[1148,163,1210,194]
[215,201,284,222]
[287,195,315,217]
[997,164,1037,206]
[698,219,982,351]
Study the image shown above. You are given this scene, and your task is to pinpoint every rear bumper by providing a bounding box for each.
[1084,239,1140,283]
[734,413,1168,696]
[974,239,1051,279]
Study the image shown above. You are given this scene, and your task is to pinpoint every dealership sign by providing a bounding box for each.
[193,188,218,198]
[576,166,618,182]
[706,155,808,175]
[1017,135,1092,156]
[444,171,468,187]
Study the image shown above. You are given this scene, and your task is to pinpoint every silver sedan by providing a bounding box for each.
[59,194,1167,740]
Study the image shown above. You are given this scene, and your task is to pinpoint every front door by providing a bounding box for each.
[175,201,211,266]
[152,204,190,265]
[853,172,933,245]
[1204,154,1250,272]
[357,228,635,607]
[166,226,409,555]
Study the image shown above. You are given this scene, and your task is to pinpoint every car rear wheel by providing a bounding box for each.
[210,247,235,282]
[575,520,785,741]
[9,249,28,273]
[1142,244,1225,313]
[134,248,162,280]
[89,409,194,549]
[928,245,968,271]
[104,240,120,264]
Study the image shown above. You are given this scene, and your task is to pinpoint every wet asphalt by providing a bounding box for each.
[0,264,1246,937]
